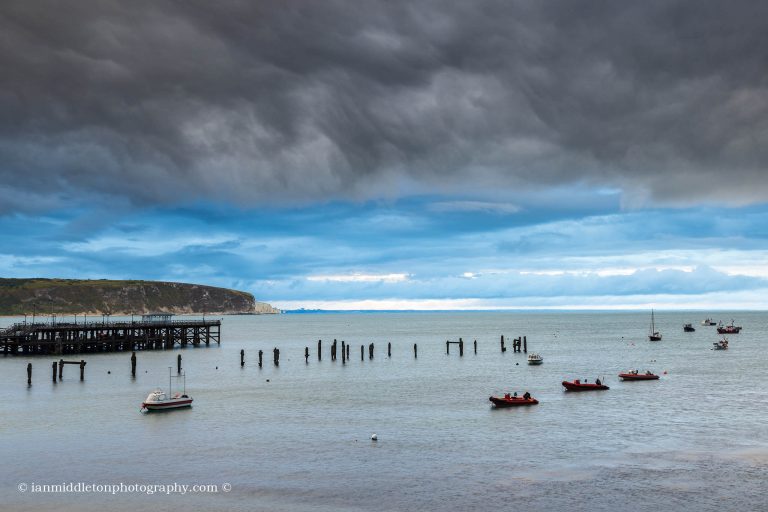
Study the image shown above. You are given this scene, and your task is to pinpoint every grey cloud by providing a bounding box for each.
[1,0,767,212]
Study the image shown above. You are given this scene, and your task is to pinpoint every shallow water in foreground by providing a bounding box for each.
[1,311,767,511]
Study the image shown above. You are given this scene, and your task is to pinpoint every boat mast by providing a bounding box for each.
[168,366,172,395]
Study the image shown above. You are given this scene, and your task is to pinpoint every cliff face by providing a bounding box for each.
[0,278,280,315]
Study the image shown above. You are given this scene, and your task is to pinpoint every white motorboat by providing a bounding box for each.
[527,353,543,365]
[141,368,193,411]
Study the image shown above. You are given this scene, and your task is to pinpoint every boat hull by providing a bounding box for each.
[527,360,543,365]
[717,327,741,334]
[648,335,662,341]
[142,398,193,411]
[489,396,539,407]
[618,374,659,381]
[562,381,609,391]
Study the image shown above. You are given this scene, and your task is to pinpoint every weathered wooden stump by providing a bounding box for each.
[79,360,86,381]
[27,363,31,385]
[369,343,374,360]
[523,335,527,353]
[459,338,464,356]
[342,341,346,363]
[501,335,506,353]
[474,339,477,354]
[131,352,137,377]
[52,361,57,382]
[414,343,417,358]
[258,349,263,368]
[177,354,182,374]
[388,342,391,358]
[361,345,364,361]
[305,346,309,363]
[273,347,280,366]
[318,339,322,361]
[240,349,245,367]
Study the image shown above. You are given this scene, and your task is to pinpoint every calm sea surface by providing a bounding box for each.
[1,311,767,512]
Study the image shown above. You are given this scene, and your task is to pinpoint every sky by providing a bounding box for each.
[1,1,768,310]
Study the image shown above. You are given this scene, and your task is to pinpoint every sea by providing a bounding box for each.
[1,311,767,512]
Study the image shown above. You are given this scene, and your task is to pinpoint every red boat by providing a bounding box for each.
[489,394,539,407]
[717,320,741,334]
[618,371,659,381]
[562,379,609,391]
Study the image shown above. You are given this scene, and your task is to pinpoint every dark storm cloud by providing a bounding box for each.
[1,0,767,212]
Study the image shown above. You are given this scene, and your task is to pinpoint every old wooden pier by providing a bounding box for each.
[1,317,221,356]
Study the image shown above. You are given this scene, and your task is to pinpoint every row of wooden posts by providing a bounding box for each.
[26,359,87,384]
[25,335,528,383]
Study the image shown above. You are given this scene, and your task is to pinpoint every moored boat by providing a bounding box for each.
[648,309,662,341]
[701,318,717,326]
[683,323,695,332]
[712,338,729,350]
[142,390,193,411]
[618,370,659,381]
[562,379,609,391]
[141,368,193,412]
[527,353,543,365]
[489,393,538,407]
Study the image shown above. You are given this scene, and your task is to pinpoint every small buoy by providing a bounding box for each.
[107,371,110,374]
[371,433,378,441]
[266,379,270,382]
[215,366,218,369]
[663,370,668,375]
[515,362,519,366]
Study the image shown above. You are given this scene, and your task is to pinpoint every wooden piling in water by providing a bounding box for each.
[474,339,477,354]
[58,359,63,380]
[258,350,263,368]
[369,343,374,360]
[79,360,86,381]
[459,338,464,356]
[446,340,450,355]
[388,342,391,358]
[27,363,31,385]
[523,336,527,353]
[131,352,136,377]
[346,343,350,360]
[240,349,245,367]
[305,346,309,363]
[177,354,182,374]
[318,339,322,361]
[501,335,506,353]
[342,341,346,363]
[273,347,280,366]
[361,345,364,361]
[52,361,57,382]
[331,339,337,361]
[414,343,417,358]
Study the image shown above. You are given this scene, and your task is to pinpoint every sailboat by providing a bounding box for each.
[648,309,662,341]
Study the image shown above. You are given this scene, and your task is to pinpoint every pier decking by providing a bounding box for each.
[1,319,221,356]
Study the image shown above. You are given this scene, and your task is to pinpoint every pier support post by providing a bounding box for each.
[388,342,391,358]
[500,335,506,353]
[79,360,86,381]
[459,338,464,356]
[258,350,263,368]
[241,349,245,367]
[446,340,450,355]
[318,340,322,361]
[305,347,309,363]
[131,352,136,377]
[27,363,31,385]
[273,347,279,366]
[331,340,337,361]
[414,343,417,358]
[177,354,182,374]
[361,345,364,361]
[52,361,57,382]
[523,336,527,353]
[342,341,346,363]
[474,339,477,354]
[346,343,350,360]
[369,343,374,360]
[58,359,63,380]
